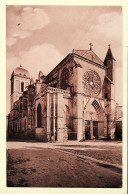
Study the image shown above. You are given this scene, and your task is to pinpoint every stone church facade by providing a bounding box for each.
[7,45,122,142]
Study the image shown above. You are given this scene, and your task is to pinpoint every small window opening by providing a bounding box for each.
[21,82,24,92]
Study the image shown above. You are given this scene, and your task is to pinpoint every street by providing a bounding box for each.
[7,141,122,187]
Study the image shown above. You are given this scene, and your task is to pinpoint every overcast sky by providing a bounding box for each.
[6,5,122,113]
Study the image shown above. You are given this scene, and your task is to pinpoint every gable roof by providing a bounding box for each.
[46,49,106,78]
[73,49,104,66]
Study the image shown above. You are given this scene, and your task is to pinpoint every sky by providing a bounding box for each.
[6,5,123,114]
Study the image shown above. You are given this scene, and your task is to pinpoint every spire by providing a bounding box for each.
[104,44,116,62]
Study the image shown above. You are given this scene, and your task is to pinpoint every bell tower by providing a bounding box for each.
[10,65,30,111]
[104,45,116,138]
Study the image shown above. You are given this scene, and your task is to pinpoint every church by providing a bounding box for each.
[7,45,122,142]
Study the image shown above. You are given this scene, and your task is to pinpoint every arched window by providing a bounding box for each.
[37,103,42,127]
[61,68,69,90]
[21,81,24,92]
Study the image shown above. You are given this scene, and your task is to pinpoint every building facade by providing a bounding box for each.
[7,46,122,142]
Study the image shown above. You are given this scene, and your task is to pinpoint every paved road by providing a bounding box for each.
[7,141,122,188]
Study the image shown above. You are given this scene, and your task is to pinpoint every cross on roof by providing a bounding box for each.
[89,43,93,50]
[108,44,111,48]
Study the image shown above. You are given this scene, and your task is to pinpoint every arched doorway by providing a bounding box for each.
[84,98,105,139]
[37,103,42,127]
[85,121,90,140]
[92,99,104,139]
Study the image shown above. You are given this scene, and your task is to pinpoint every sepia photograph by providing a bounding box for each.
[6,5,123,188]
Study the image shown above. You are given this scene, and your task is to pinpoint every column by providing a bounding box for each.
[90,120,93,139]
[47,92,50,141]
[82,102,85,139]
[57,92,64,142]
[77,94,83,141]
[53,93,56,141]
